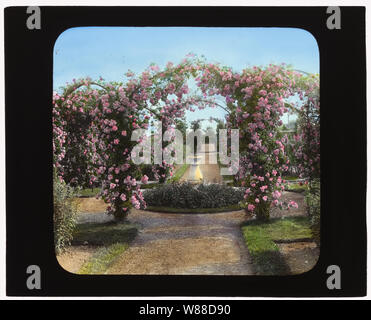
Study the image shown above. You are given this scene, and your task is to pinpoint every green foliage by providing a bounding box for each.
[139,163,157,181]
[175,117,188,137]
[241,216,313,275]
[190,120,202,131]
[53,173,78,254]
[253,201,271,221]
[305,178,320,245]
[144,182,244,209]
[139,182,159,190]
[294,74,320,180]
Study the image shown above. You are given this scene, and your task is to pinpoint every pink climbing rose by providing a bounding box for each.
[247,204,255,212]
[141,175,149,184]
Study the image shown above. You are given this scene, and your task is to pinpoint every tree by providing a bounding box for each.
[175,118,188,137]
[190,119,201,131]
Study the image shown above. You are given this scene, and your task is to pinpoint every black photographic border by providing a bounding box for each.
[5,6,366,297]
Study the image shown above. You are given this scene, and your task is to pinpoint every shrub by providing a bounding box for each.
[305,179,320,245]
[139,164,157,181]
[53,172,78,254]
[143,182,245,209]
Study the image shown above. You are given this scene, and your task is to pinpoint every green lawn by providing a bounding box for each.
[77,187,101,197]
[78,243,129,274]
[241,216,313,275]
[285,183,308,193]
[72,222,138,274]
[167,163,190,183]
[282,176,300,181]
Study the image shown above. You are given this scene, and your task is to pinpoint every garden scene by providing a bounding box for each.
[53,28,320,275]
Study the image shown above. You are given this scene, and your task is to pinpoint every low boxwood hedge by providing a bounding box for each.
[143,182,245,209]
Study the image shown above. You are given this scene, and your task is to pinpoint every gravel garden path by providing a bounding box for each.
[76,209,255,275]
[105,209,255,275]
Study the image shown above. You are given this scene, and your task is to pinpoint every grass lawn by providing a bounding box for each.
[167,163,190,183]
[146,204,242,214]
[285,183,308,193]
[241,216,313,275]
[282,176,300,181]
[77,187,101,197]
[72,222,138,274]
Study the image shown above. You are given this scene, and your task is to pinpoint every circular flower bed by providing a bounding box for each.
[143,182,245,209]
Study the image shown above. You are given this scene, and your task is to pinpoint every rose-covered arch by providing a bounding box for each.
[53,55,319,221]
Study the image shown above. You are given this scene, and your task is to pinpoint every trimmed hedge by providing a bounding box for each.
[143,182,245,209]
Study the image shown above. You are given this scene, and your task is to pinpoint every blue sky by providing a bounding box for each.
[53,27,319,128]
